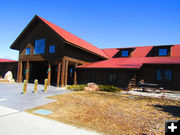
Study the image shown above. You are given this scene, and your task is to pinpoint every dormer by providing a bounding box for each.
[146,45,173,57]
[113,48,135,58]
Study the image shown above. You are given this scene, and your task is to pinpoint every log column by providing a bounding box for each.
[64,60,69,87]
[25,61,30,81]
[17,62,20,82]
[73,63,78,85]
[56,62,61,87]
[47,62,51,86]
[61,59,65,87]
[19,61,23,83]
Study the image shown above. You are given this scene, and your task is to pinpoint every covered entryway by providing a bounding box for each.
[29,61,48,84]
[60,56,86,87]
[19,61,48,84]
[17,56,87,87]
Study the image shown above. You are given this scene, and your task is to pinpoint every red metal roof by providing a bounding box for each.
[101,45,180,58]
[10,15,180,61]
[131,46,153,57]
[101,46,154,58]
[171,44,180,57]
[77,56,180,69]
[101,48,119,58]
[37,16,109,59]
[0,58,17,63]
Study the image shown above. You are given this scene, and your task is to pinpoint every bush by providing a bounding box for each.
[99,85,121,92]
[67,84,86,91]
[67,84,121,93]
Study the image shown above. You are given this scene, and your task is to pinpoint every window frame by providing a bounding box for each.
[164,70,172,81]
[25,48,31,55]
[49,45,55,53]
[34,38,45,54]
[156,69,163,81]
[158,48,168,56]
[121,50,129,57]
[156,69,172,82]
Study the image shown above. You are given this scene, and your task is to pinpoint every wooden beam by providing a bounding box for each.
[47,62,51,86]
[74,63,78,85]
[60,56,87,87]
[19,58,48,62]
[17,62,20,82]
[63,56,87,64]
[19,61,23,83]
[60,58,65,87]
[25,61,30,81]
[64,60,69,87]
[57,62,61,87]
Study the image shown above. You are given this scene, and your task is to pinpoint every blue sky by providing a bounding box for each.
[0,0,180,60]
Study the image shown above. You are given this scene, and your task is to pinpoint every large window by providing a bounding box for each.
[121,50,129,57]
[34,39,45,54]
[156,69,172,81]
[25,48,30,55]
[159,48,168,56]
[49,45,55,53]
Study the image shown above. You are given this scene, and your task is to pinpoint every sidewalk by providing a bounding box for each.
[0,83,71,111]
[0,105,101,135]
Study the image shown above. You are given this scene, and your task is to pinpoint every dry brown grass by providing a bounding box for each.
[27,91,180,135]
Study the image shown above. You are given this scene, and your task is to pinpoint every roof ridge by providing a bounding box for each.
[101,44,180,50]
[37,16,109,59]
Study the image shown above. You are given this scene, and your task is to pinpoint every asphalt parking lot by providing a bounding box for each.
[0,83,71,111]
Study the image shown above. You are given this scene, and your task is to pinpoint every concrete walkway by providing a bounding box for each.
[0,83,71,111]
[0,105,100,135]
[0,83,101,135]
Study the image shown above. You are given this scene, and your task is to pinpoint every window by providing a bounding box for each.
[70,68,73,77]
[49,45,55,53]
[25,48,30,55]
[121,50,129,57]
[88,73,96,82]
[156,70,163,81]
[159,48,167,56]
[156,69,172,81]
[109,74,116,82]
[34,38,45,54]
[164,70,172,81]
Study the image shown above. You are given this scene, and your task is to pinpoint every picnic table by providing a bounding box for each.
[137,82,163,92]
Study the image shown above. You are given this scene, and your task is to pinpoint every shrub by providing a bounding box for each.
[99,85,122,92]
[67,84,121,93]
[67,84,86,91]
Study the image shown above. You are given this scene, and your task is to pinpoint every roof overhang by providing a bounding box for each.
[76,67,140,70]
[10,15,109,60]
